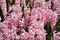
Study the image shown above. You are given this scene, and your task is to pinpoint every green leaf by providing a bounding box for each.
[44,22,52,34]
[29,4,33,10]
[22,6,24,12]
[6,0,15,12]
[44,22,52,40]
[0,6,4,22]
[6,0,10,12]
[22,12,25,18]
[46,34,52,40]
[56,19,60,32]
[25,0,30,5]
[11,0,15,6]
[50,2,53,10]
[22,6,24,17]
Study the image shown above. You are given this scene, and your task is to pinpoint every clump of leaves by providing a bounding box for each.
[44,22,52,40]
[0,6,4,22]
[56,19,60,32]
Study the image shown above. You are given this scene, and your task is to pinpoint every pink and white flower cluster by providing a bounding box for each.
[0,0,60,40]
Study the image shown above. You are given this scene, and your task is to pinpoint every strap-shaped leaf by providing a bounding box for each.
[50,2,53,10]
[44,23,52,34]
[44,22,52,40]
[25,0,30,6]
[22,6,25,18]
[6,0,15,12]
[6,0,10,12]
[46,34,52,40]
[29,4,33,10]
[0,6,4,22]
[56,19,60,32]
[11,0,15,5]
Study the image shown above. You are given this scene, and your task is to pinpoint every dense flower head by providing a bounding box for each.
[53,31,60,40]
[0,0,60,40]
